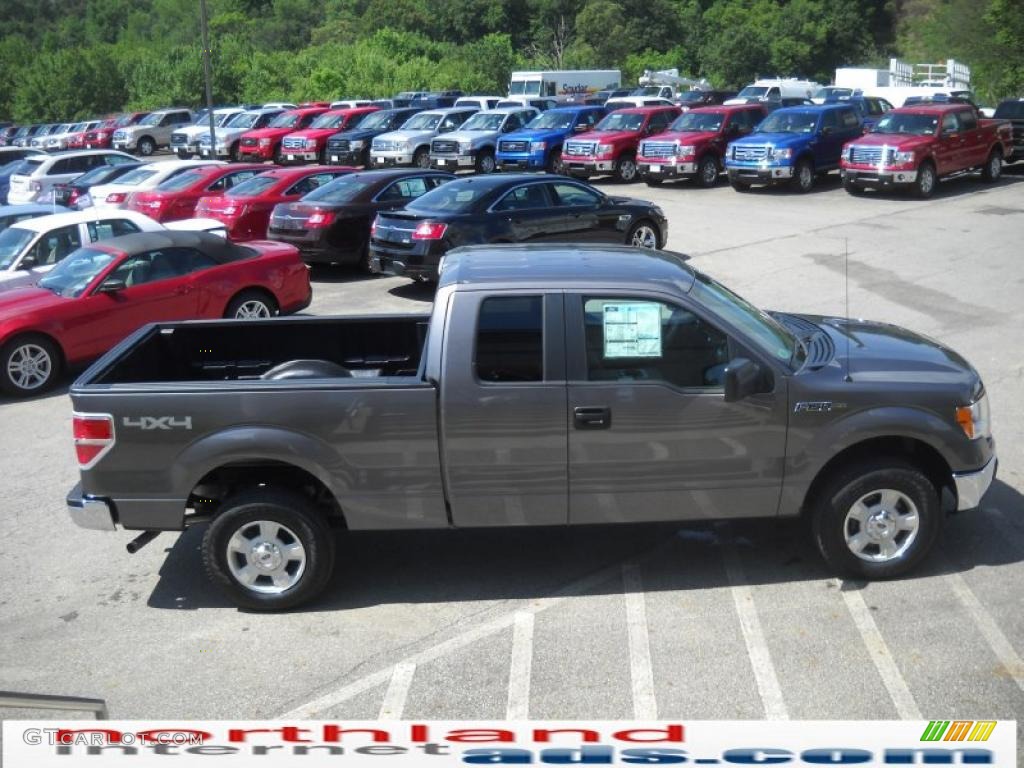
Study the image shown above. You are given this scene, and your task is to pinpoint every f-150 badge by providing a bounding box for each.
[794,401,846,413]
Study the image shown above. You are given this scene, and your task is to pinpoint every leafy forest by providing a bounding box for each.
[1,0,1021,121]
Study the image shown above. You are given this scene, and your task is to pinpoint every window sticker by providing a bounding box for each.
[602,302,662,358]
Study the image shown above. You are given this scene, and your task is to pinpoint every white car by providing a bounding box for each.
[170,109,246,158]
[0,210,222,293]
[89,159,225,209]
[198,108,286,160]
[6,150,137,205]
[48,121,101,152]
[29,124,71,150]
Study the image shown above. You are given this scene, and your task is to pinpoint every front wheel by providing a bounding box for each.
[792,158,815,193]
[202,489,336,610]
[225,290,278,319]
[729,177,750,192]
[547,148,564,174]
[914,161,936,199]
[811,458,941,579]
[229,142,241,162]
[696,154,719,188]
[627,220,660,249]
[475,149,496,174]
[137,137,155,157]
[1,335,61,397]
[842,175,864,195]
[614,154,637,183]
[413,147,430,169]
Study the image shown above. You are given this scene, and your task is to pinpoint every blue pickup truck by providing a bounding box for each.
[495,105,606,173]
[725,103,862,192]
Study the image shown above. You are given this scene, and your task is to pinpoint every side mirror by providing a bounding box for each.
[723,358,761,402]
[98,278,126,294]
[821,126,833,135]
[18,254,36,269]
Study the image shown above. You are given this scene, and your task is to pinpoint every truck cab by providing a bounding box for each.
[725,103,863,192]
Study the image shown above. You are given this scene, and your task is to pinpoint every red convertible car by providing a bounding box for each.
[124,164,267,223]
[0,230,310,396]
[194,165,353,241]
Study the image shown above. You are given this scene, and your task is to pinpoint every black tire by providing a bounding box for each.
[0,334,61,397]
[644,177,664,187]
[626,219,660,249]
[729,177,750,192]
[792,157,815,193]
[811,458,942,580]
[842,175,864,195]
[225,290,278,319]
[361,147,371,169]
[614,153,637,183]
[202,488,336,611]
[696,154,719,188]
[475,149,496,174]
[175,149,189,160]
[137,137,156,157]
[546,148,564,174]
[272,144,284,164]
[914,161,937,199]
[229,141,241,162]
[413,147,430,169]
[981,148,1003,182]
[318,148,328,166]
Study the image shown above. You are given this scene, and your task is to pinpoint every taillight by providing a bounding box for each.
[68,188,80,205]
[306,210,336,228]
[412,221,447,240]
[370,217,378,237]
[73,413,114,468]
[106,192,126,204]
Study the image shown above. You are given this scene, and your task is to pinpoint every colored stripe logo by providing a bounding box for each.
[921,720,997,742]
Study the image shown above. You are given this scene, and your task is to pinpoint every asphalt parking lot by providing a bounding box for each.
[1,166,1022,740]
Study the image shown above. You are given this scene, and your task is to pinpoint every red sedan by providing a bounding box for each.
[0,230,311,396]
[124,164,267,223]
[194,165,354,241]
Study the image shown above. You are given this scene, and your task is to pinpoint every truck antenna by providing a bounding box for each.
[844,237,852,383]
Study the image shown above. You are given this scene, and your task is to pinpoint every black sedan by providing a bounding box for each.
[369,173,668,281]
[267,168,454,269]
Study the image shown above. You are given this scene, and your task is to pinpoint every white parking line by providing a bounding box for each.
[840,585,921,719]
[722,540,788,720]
[378,662,416,720]
[506,612,534,720]
[945,573,1024,694]
[623,564,657,719]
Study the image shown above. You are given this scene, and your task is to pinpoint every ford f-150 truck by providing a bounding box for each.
[67,246,996,610]
[993,98,1023,162]
[112,108,194,156]
[370,108,480,169]
[840,104,1013,198]
[429,107,539,173]
[725,103,863,192]
[280,107,379,165]
[563,106,680,182]
[324,108,424,168]
[637,104,767,187]
[495,105,606,173]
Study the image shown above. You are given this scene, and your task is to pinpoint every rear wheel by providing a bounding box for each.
[792,157,815,193]
[0,335,60,397]
[696,154,719,188]
[614,154,637,183]
[202,489,336,611]
[981,148,1003,182]
[914,161,937,199]
[225,290,278,319]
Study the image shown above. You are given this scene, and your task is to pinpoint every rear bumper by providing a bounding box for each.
[67,483,116,531]
[727,165,794,183]
[841,168,918,187]
[953,456,997,512]
[369,242,442,281]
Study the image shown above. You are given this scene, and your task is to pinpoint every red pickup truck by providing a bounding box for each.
[840,104,1013,198]
[238,107,330,162]
[637,104,766,187]
[279,107,379,165]
[563,106,680,182]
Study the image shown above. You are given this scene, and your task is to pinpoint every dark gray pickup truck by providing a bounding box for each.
[67,245,996,609]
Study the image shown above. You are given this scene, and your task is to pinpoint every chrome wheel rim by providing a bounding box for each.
[6,343,52,391]
[799,164,813,190]
[630,224,657,249]
[480,155,495,173]
[844,488,920,563]
[139,140,153,156]
[226,520,306,594]
[920,167,935,195]
[619,159,637,181]
[701,159,717,185]
[989,154,1001,179]
[415,152,430,169]
[235,300,271,319]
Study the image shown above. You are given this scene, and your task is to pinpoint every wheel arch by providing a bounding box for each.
[223,285,279,317]
[1,328,67,369]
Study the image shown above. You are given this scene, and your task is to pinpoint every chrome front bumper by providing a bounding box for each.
[953,456,997,511]
[67,483,116,531]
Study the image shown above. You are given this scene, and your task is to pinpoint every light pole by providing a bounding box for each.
[200,0,216,152]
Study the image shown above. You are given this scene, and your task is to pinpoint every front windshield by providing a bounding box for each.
[509,80,526,95]
[460,113,506,131]
[310,112,347,129]
[596,112,644,131]
[138,112,162,126]
[995,101,1024,119]
[115,114,136,126]
[691,271,798,365]
[268,112,301,128]
[814,87,852,100]
[112,167,157,186]
[670,112,725,132]
[871,113,939,135]
[215,112,240,127]
[227,112,261,129]
[38,247,118,297]
[0,227,34,270]
[758,110,818,133]
[737,86,768,99]
[527,111,576,130]
[401,112,441,130]
[678,91,707,103]
[357,111,394,130]
[301,176,372,204]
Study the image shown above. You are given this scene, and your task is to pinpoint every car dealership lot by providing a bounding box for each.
[1,169,1023,739]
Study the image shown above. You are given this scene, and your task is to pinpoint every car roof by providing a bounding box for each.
[691,104,763,113]
[6,209,148,233]
[896,103,970,114]
[607,106,676,115]
[439,245,695,292]
[97,229,243,259]
[0,204,69,218]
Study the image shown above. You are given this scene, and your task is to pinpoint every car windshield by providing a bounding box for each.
[227,112,261,129]
[72,165,120,186]
[814,87,853,100]
[871,113,939,135]
[0,159,22,178]
[215,112,240,127]
[115,114,136,126]
[310,113,347,129]
[758,110,818,133]
[994,101,1024,119]
[401,113,442,130]
[301,176,373,204]
[670,112,725,132]
[357,111,394,130]
[737,86,770,99]
[406,181,485,213]
[690,271,799,366]
[226,174,279,197]
[157,169,207,191]
[112,167,157,186]
[527,111,576,130]
[38,247,119,297]
[678,91,708,103]
[596,113,644,131]
[460,113,506,131]
[0,227,34,270]
[269,112,302,128]
[632,87,662,96]
[138,113,163,126]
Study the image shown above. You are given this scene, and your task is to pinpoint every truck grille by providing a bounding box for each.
[640,141,675,159]
[84,132,99,141]
[170,132,188,146]
[283,137,307,150]
[850,146,887,164]
[732,144,768,161]
[565,141,595,156]
[241,137,257,147]
[373,139,401,152]
[113,130,127,142]
[328,139,350,153]
[431,139,458,155]
[499,140,528,153]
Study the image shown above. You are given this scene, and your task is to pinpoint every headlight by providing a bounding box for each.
[892,150,915,164]
[530,141,547,152]
[844,146,854,162]
[675,144,695,159]
[259,138,272,147]
[769,147,793,160]
[459,141,472,153]
[305,139,318,149]
[403,140,416,151]
[956,392,990,440]
[350,140,364,149]
[597,143,614,154]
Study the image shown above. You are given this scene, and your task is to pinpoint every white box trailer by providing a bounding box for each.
[508,70,621,98]
[835,58,973,106]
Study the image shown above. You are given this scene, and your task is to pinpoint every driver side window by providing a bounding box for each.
[941,113,959,134]
[26,225,82,267]
[582,297,730,389]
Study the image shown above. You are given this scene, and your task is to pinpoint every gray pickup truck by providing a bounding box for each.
[66,246,996,610]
